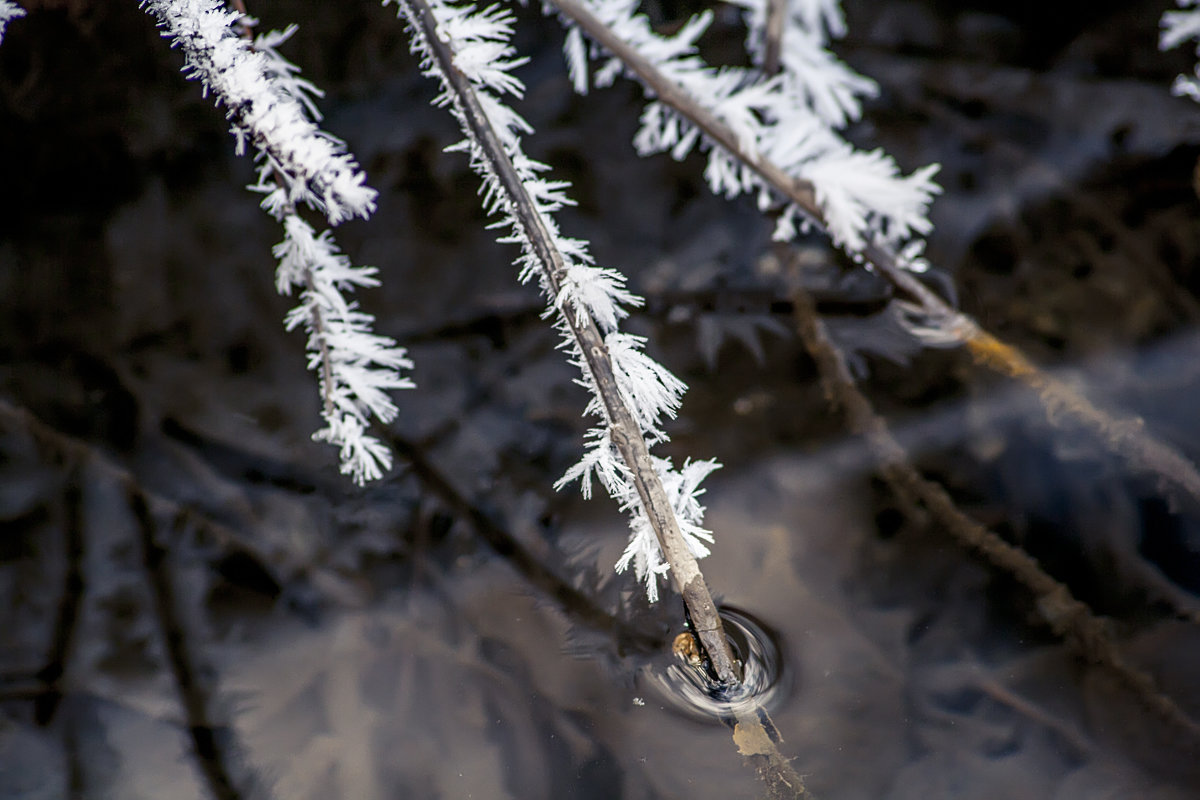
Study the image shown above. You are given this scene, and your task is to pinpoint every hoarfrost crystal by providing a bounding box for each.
[726,0,876,128]
[141,0,377,223]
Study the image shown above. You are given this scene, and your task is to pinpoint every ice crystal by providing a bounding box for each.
[726,0,877,128]
[275,215,415,484]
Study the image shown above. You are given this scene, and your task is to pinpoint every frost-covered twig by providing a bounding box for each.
[0,1,22,44]
[553,0,939,253]
[550,0,945,313]
[141,1,413,483]
[557,0,951,312]
[141,0,375,222]
[388,0,740,683]
[273,213,415,484]
[547,0,947,324]
[1161,0,1200,101]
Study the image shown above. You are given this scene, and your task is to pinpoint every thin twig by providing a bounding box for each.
[546,0,1200,513]
[969,666,1094,758]
[131,492,269,800]
[787,269,1200,750]
[230,1,332,423]
[959,327,1200,512]
[0,398,319,597]
[549,0,823,220]
[387,432,664,653]
[304,270,338,418]
[763,0,786,77]
[142,0,376,226]
[33,466,85,725]
[400,0,741,684]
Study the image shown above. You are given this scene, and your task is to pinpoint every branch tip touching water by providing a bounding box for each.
[396,0,741,684]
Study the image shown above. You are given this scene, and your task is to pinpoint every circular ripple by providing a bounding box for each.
[641,607,792,722]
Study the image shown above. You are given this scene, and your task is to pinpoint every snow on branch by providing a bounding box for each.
[385,0,722,605]
[142,1,413,484]
[1161,0,1200,102]
[0,1,24,43]
[552,0,941,256]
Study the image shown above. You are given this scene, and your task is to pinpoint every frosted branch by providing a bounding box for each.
[143,1,413,483]
[728,0,877,127]
[1162,0,1200,101]
[275,215,415,484]
[0,0,24,43]
[389,0,739,682]
[141,0,376,224]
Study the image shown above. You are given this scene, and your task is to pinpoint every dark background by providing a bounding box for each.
[1,0,1200,797]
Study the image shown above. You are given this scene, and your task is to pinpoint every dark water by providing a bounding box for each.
[2,1,1200,798]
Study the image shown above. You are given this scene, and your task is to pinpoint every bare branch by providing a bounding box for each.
[731,705,815,799]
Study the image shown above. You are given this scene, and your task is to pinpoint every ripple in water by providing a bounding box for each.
[641,607,791,722]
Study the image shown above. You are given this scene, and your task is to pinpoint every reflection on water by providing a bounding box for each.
[642,607,792,723]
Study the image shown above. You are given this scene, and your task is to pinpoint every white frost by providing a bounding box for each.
[0,0,24,43]
[141,0,377,224]
[275,215,415,484]
[554,0,941,255]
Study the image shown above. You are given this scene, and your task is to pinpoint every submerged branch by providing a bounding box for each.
[387,432,664,653]
[398,0,740,685]
[34,467,85,725]
[132,493,269,800]
[0,399,272,799]
[787,267,1200,749]
[0,398,365,612]
[730,705,815,799]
